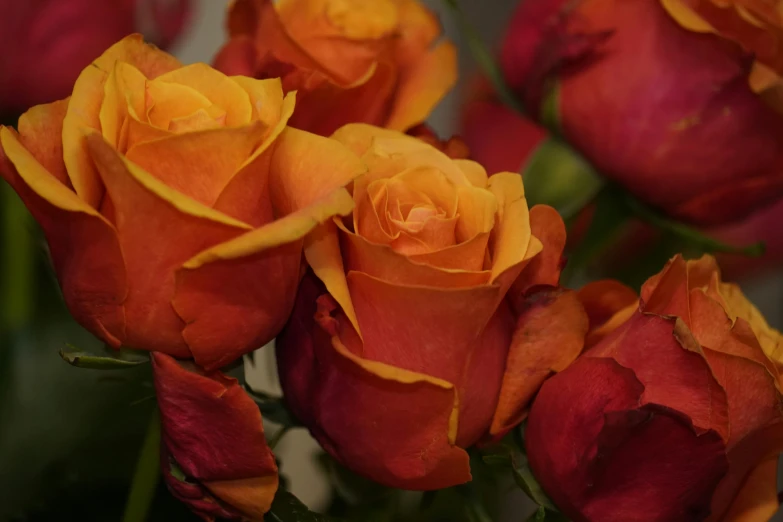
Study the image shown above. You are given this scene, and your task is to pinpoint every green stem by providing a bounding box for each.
[623,195,765,257]
[441,0,527,115]
[457,484,494,522]
[1,184,34,333]
[123,409,161,522]
[268,425,291,450]
[561,185,632,285]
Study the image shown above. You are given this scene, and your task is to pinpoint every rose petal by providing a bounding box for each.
[17,99,70,186]
[386,41,458,131]
[720,456,779,522]
[589,312,731,439]
[86,133,250,355]
[152,352,278,517]
[269,126,366,216]
[63,34,181,208]
[337,221,491,288]
[154,64,252,126]
[489,288,588,439]
[175,189,354,370]
[0,127,127,346]
[510,205,567,308]
[125,123,269,206]
[526,357,729,522]
[347,270,502,386]
[487,172,540,285]
[276,277,470,490]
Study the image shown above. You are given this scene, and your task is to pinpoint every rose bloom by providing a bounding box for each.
[153,352,278,520]
[527,255,783,522]
[277,124,588,490]
[0,0,191,115]
[499,0,783,226]
[213,0,457,136]
[0,35,365,370]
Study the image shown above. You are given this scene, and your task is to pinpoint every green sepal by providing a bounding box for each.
[527,506,570,522]
[523,138,604,220]
[267,490,344,522]
[59,344,149,369]
[480,428,560,514]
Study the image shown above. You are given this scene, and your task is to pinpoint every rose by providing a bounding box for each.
[0,0,190,115]
[277,124,587,490]
[0,34,365,369]
[500,0,783,225]
[526,255,783,522]
[152,352,278,521]
[213,0,457,136]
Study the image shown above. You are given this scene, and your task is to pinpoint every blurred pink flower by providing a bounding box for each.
[0,0,191,115]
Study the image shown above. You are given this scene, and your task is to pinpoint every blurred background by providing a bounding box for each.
[1,0,781,520]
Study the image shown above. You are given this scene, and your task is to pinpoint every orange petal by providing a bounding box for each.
[287,61,398,136]
[393,0,442,64]
[407,232,491,272]
[386,41,458,131]
[63,34,181,208]
[709,278,783,365]
[304,219,360,335]
[720,456,779,522]
[144,80,216,129]
[487,172,540,286]
[175,189,355,370]
[274,0,393,85]
[276,278,470,490]
[86,133,250,356]
[489,288,588,438]
[125,123,269,206]
[0,127,127,346]
[347,271,502,388]
[511,204,568,306]
[154,64,252,126]
[576,279,639,348]
[641,254,692,320]
[269,126,366,216]
[17,99,70,187]
[338,221,490,288]
[203,477,278,520]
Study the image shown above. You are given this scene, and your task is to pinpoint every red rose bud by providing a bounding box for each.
[0,0,191,114]
[526,255,783,522]
[152,353,279,521]
[500,0,783,226]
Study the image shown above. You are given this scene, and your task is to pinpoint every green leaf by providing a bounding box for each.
[59,344,149,369]
[267,490,344,522]
[244,387,301,427]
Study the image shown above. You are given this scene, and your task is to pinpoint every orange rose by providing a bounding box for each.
[213,0,457,136]
[0,35,365,369]
[276,124,587,490]
[527,255,783,522]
